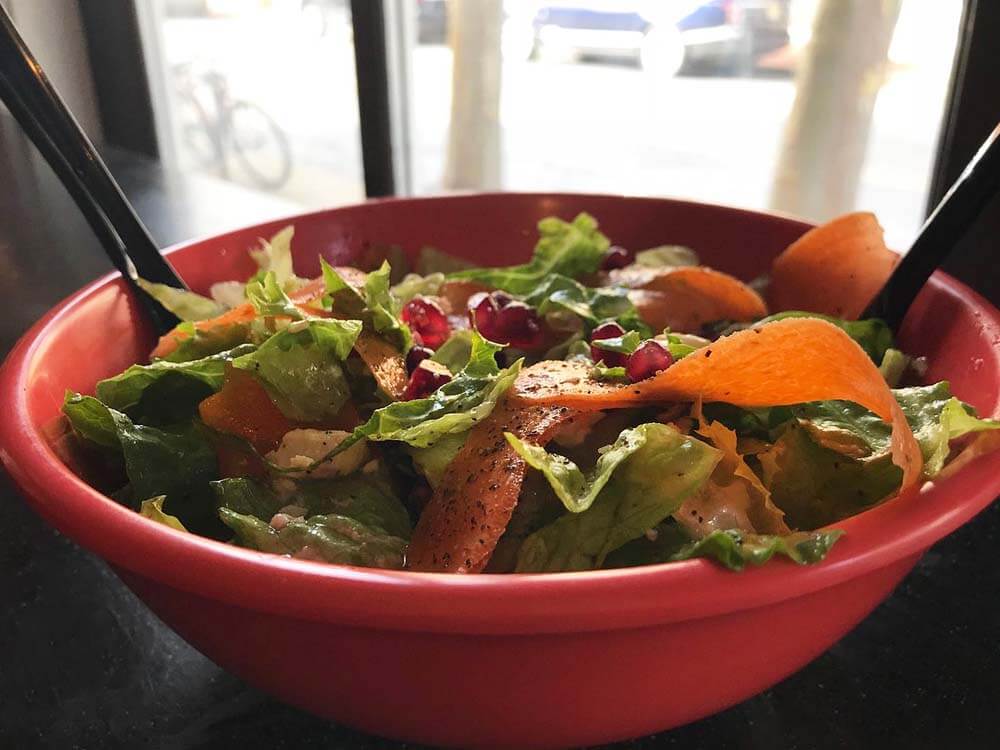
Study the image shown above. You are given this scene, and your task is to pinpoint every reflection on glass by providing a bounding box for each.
[409,0,963,247]
[142,0,365,208]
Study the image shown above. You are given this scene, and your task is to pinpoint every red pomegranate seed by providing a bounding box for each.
[405,345,434,373]
[602,245,633,270]
[402,360,452,400]
[401,297,450,349]
[590,321,627,366]
[470,293,544,350]
[626,341,674,382]
[495,301,544,349]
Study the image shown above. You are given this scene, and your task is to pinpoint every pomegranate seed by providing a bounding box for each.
[402,360,452,400]
[495,301,545,349]
[590,321,627,366]
[405,345,434,373]
[401,297,450,349]
[602,245,633,270]
[470,293,544,350]
[626,341,674,382]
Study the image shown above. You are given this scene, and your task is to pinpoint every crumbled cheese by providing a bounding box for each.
[266,429,369,478]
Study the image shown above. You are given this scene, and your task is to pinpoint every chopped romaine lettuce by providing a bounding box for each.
[515,423,720,572]
[449,213,610,294]
[407,432,465,488]
[136,278,225,321]
[321,258,412,349]
[669,528,843,570]
[248,225,296,285]
[525,274,649,334]
[96,344,254,418]
[220,508,407,568]
[390,272,445,308]
[633,245,699,268]
[246,271,302,319]
[416,245,472,275]
[161,321,252,363]
[232,319,362,422]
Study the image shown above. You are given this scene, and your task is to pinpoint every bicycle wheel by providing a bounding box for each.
[227,101,293,190]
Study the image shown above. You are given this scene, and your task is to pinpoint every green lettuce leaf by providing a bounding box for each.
[449,213,610,294]
[669,528,843,570]
[390,272,445,308]
[246,271,302,319]
[506,424,654,513]
[219,508,407,568]
[212,471,411,539]
[515,423,720,572]
[136,278,225,321]
[62,393,221,535]
[232,319,362,422]
[322,258,412,349]
[416,245,472,275]
[140,496,189,532]
[96,344,255,419]
[759,311,893,362]
[525,274,649,335]
[878,348,910,387]
[248,225,296,285]
[430,329,476,373]
[406,432,466,488]
[161,321,253,363]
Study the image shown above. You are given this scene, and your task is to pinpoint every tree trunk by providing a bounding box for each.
[770,0,902,220]
[442,0,502,190]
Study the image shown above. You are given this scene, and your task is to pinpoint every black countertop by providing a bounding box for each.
[1,116,999,750]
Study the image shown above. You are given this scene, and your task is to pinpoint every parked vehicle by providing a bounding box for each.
[519,0,791,76]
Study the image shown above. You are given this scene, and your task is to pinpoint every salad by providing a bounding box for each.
[59,213,1000,573]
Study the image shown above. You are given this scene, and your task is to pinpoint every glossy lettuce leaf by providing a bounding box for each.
[605,524,842,571]
[759,311,893,362]
[136,278,225,321]
[139,496,189,532]
[62,393,221,535]
[449,213,610,294]
[505,424,654,513]
[232,319,362,422]
[219,509,407,568]
[248,225,296,285]
[669,528,843,570]
[390,272,445,308]
[525,274,649,335]
[430,329,476,373]
[406,432,465,488]
[212,471,411,539]
[515,424,720,572]
[246,271,302,319]
[161,321,253,363]
[322,258,412,349]
[96,344,254,418]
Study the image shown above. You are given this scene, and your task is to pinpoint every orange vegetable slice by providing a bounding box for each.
[354,332,408,399]
[407,399,581,573]
[767,212,899,319]
[610,266,767,332]
[511,318,922,492]
[199,366,294,454]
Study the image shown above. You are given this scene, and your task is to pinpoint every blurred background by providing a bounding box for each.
[0,0,975,251]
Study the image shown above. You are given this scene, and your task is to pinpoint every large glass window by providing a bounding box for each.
[408,0,964,247]
[138,0,365,208]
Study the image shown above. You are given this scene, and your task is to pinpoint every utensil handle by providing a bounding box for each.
[862,123,1000,329]
[0,6,186,291]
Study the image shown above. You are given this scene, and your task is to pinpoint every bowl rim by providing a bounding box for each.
[2,194,1000,636]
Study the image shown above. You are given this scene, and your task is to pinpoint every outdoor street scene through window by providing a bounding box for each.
[141,0,963,248]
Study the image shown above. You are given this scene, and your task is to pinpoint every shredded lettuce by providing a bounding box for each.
[232,319,362,422]
[321,258,412,349]
[136,278,225,321]
[96,344,254,418]
[515,423,720,572]
[449,213,610,294]
[220,509,407,568]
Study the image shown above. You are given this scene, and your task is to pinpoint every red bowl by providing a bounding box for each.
[2,194,999,748]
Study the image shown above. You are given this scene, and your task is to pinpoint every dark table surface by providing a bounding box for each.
[1,114,999,750]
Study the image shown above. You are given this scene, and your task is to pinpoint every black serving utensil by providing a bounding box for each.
[862,123,1000,331]
[0,6,185,335]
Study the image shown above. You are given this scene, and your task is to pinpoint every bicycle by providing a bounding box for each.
[171,63,293,191]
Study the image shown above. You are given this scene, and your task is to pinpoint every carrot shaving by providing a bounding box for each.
[610,266,767,332]
[511,318,922,492]
[407,399,581,573]
[767,212,899,320]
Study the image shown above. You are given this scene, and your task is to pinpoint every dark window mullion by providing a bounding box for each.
[351,0,396,197]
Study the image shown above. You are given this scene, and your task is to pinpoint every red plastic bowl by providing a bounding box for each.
[2,194,999,748]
